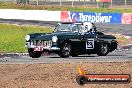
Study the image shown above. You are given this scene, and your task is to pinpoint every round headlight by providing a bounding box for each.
[52,36,58,42]
[25,35,30,41]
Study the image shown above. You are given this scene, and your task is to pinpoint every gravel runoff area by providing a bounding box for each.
[0,62,131,88]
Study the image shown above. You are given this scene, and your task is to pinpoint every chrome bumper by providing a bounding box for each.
[25,42,60,51]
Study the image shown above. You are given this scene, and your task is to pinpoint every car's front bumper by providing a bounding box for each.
[25,42,60,51]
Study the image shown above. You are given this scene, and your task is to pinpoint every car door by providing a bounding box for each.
[83,33,96,52]
[70,25,87,54]
[70,34,86,54]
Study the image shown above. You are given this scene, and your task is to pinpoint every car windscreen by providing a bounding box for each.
[54,23,81,33]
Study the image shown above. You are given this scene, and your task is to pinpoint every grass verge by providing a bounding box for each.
[0,3,132,13]
[0,24,53,53]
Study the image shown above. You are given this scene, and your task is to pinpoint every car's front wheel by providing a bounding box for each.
[97,43,109,56]
[28,49,42,58]
[58,41,71,58]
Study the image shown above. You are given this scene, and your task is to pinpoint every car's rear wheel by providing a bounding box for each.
[97,43,109,56]
[28,49,42,58]
[58,41,71,58]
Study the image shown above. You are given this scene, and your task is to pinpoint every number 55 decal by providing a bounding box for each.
[86,39,94,49]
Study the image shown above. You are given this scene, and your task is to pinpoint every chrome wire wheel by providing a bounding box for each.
[62,42,71,55]
[58,41,71,58]
[100,44,108,54]
[97,43,109,56]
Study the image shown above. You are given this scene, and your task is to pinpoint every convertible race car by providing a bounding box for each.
[25,22,118,58]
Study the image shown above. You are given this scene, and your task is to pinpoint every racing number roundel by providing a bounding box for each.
[86,39,94,49]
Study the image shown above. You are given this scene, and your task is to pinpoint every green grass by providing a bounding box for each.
[0,24,53,53]
[0,3,132,13]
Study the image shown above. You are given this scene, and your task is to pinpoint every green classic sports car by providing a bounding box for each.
[25,22,118,58]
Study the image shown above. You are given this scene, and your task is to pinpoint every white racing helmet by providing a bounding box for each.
[83,22,93,32]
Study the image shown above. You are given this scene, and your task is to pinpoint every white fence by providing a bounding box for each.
[0,0,132,8]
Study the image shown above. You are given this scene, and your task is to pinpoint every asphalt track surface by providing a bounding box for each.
[0,49,132,64]
[0,19,132,64]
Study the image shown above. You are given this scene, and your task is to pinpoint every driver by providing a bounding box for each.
[83,22,96,34]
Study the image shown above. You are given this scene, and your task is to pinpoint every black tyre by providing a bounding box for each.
[97,43,109,56]
[28,49,42,58]
[76,75,86,85]
[58,41,71,58]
